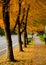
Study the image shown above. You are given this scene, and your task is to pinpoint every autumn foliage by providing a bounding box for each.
[0,0,46,33]
[0,19,4,28]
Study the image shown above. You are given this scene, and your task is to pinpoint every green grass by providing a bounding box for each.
[28,38,32,43]
[39,35,46,44]
[40,35,44,41]
[28,38,34,45]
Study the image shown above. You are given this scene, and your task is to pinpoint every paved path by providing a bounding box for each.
[0,45,46,65]
[33,35,44,45]
[33,45,46,65]
[32,35,46,64]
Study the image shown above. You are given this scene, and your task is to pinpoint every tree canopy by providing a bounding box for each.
[0,0,46,33]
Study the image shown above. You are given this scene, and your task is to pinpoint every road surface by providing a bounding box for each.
[0,35,32,56]
[0,35,18,56]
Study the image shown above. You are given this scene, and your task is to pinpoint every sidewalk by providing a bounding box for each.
[33,35,44,45]
[0,44,46,65]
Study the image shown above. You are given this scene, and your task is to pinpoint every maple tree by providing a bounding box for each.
[2,0,14,61]
[0,0,46,63]
[0,0,46,33]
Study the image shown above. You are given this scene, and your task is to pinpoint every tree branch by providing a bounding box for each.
[11,21,18,34]
[20,27,25,34]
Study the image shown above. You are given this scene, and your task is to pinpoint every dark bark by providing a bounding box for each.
[25,28,28,44]
[24,5,30,45]
[17,0,23,51]
[20,8,25,26]
[20,8,27,47]
[11,0,23,51]
[11,21,18,34]
[20,27,25,34]
[23,25,27,47]
[2,1,14,61]
[18,21,23,51]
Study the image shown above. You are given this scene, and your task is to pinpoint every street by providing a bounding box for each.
[0,34,44,56]
[0,35,18,56]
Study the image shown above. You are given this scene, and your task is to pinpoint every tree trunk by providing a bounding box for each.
[18,22,23,51]
[23,24,28,45]
[2,2,14,61]
[26,28,28,45]
[25,5,30,45]
[17,0,23,51]
[23,25,27,47]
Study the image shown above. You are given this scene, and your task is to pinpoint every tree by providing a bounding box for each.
[20,8,27,47]
[24,4,30,45]
[10,0,23,51]
[2,0,14,61]
[19,4,30,47]
[17,0,23,51]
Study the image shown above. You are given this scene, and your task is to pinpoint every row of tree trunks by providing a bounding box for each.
[2,0,14,61]
[2,0,30,62]
[11,3,30,49]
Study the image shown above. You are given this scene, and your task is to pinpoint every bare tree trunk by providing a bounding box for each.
[18,0,23,51]
[25,28,28,44]
[18,21,23,51]
[24,5,30,45]
[24,24,28,45]
[23,25,27,47]
[2,1,14,61]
